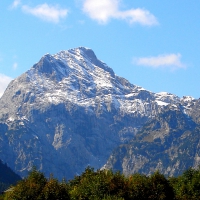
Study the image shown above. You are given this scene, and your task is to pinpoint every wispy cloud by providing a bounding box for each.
[134,54,186,70]
[10,0,21,9]
[118,8,158,26]
[0,74,13,98]
[82,0,158,25]
[21,3,68,23]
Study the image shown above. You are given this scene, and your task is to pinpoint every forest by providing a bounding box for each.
[2,166,200,200]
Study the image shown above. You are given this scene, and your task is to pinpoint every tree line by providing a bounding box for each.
[2,166,200,200]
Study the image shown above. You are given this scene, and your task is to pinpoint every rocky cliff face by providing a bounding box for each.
[103,102,200,177]
[0,47,198,179]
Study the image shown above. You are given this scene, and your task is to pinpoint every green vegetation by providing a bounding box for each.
[3,166,200,199]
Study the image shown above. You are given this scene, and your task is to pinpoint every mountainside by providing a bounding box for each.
[0,47,199,179]
[0,159,21,193]
[103,103,200,176]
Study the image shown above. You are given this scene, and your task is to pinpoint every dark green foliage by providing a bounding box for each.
[50,167,127,199]
[125,173,151,200]
[69,167,116,200]
[68,167,174,200]
[170,167,200,200]
[6,167,47,200]
[5,166,200,200]
[5,168,70,200]
[40,176,70,200]
[149,171,174,200]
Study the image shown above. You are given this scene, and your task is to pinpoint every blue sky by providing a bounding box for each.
[0,0,200,98]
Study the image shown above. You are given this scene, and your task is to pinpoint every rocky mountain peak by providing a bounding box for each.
[69,47,98,61]
[0,47,199,180]
[30,47,115,83]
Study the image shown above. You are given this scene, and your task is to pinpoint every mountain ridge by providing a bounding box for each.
[0,47,198,179]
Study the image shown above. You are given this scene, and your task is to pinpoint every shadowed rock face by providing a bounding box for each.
[0,47,197,179]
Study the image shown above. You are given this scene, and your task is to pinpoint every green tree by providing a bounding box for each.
[107,171,126,198]
[40,175,70,200]
[69,167,108,200]
[6,167,47,200]
[171,167,200,200]
[148,171,174,200]
[69,167,126,200]
[125,173,151,200]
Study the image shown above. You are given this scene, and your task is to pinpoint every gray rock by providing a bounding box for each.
[103,105,200,177]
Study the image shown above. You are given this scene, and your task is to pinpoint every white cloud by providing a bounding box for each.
[0,74,13,98]
[22,3,68,23]
[10,0,21,9]
[83,0,118,23]
[118,8,158,26]
[134,54,186,70]
[82,0,158,25]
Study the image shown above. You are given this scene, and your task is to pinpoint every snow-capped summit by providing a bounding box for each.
[0,47,198,179]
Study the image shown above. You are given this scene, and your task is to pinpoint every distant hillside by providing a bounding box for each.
[0,160,21,193]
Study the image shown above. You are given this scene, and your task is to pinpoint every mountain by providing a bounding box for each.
[0,159,21,193]
[0,47,198,179]
[103,103,200,176]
